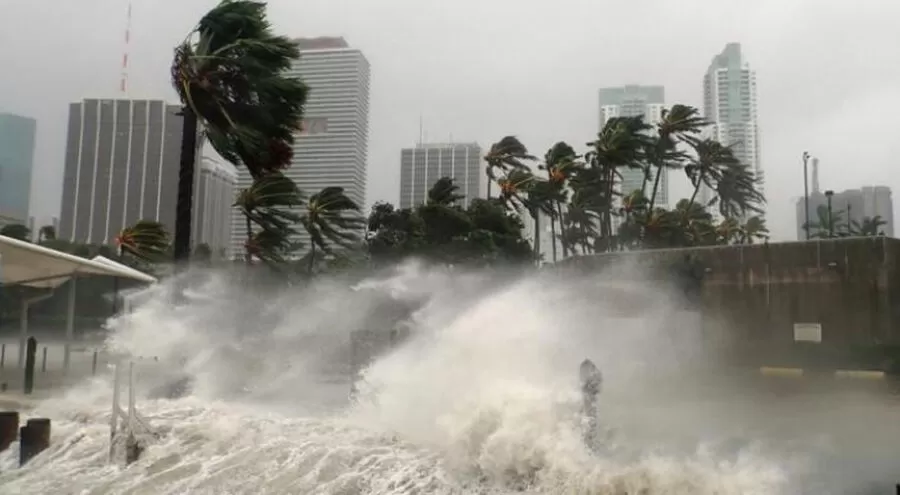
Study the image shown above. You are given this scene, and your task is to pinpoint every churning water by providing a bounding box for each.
[1,261,899,494]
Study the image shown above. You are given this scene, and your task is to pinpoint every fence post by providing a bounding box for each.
[41,347,47,372]
[0,411,19,452]
[1,343,5,369]
[91,350,98,375]
[19,418,51,466]
[23,337,37,395]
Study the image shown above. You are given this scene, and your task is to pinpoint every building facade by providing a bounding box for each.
[795,186,894,239]
[399,142,481,208]
[193,157,236,256]
[230,36,371,257]
[701,43,761,217]
[58,98,233,250]
[0,113,37,224]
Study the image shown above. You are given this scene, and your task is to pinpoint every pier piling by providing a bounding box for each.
[19,418,50,466]
[0,411,19,452]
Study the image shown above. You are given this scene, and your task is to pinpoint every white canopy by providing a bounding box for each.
[0,234,158,288]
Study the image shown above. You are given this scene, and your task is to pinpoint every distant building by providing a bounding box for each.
[229,36,371,256]
[701,43,761,219]
[598,85,667,207]
[193,157,237,256]
[795,186,894,239]
[399,142,482,208]
[0,113,37,224]
[58,98,233,249]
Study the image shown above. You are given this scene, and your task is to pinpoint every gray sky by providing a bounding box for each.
[1,0,898,240]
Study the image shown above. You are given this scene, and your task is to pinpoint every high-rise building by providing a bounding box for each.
[230,36,370,257]
[399,142,482,208]
[58,98,233,249]
[0,113,37,224]
[599,85,667,207]
[701,43,761,216]
[194,157,237,256]
[795,185,894,239]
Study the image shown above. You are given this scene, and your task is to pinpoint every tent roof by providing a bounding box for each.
[0,235,158,288]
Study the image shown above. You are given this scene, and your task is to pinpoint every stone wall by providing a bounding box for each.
[558,237,900,370]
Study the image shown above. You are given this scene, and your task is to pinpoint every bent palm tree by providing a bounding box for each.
[301,187,365,274]
[116,221,170,262]
[484,136,536,199]
[171,0,308,262]
[234,172,304,264]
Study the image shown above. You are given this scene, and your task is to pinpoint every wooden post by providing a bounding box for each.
[19,418,50,466]
[1,343,5,369]
[0,411,19,452]
[41,346,47,372]
[125,433,142,465]
[91,350,99,375]
[23,337,37,395]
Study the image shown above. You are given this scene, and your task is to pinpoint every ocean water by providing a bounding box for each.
[0,262,898,494]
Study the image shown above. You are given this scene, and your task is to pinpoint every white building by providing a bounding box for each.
[701,43,761,219]
[193,157,236,257]
[230,37,371,257]
[399,142,482,208]
[598,85,667,208]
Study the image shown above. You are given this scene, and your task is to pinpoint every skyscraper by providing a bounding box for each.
[230,36,370,256]
[701,43,761,215]
[0,113,37,224]
[59,98,233,249]
[399,142,482,208]
[598,85,667,206]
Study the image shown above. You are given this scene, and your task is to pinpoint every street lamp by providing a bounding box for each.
[825,190,834,238]
[802,152,812,240]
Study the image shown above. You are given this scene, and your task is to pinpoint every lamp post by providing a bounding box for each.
[802,152,811,240]
[825,190,834,238]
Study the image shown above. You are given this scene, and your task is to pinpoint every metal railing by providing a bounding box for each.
[108,359,156,462]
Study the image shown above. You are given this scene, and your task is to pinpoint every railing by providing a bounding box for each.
[108,359,156,463]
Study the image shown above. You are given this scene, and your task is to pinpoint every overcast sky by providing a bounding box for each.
[1,0,898,240]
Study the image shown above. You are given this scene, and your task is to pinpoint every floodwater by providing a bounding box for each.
[1,262,899,494]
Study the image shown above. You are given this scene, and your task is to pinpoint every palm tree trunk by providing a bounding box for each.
[686,173,704,211]
[532,211,541,264]
[550,214,558,263]
[557,202,569,258]
[649,164,664,209]
[308,243,316,275]
[173,107,199,263]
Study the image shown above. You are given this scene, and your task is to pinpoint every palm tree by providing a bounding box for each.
[484,136,536,199]
[647,105,707,208]
[849,215,887,237]
[170,0,308,262]
[0,223,30,241]
[715,162,765,220]
[301,187,365,274]
[427,177,465,206]
[803,204,844,239]
[683,137,740,210]
[233,172,304,264]
[38,225,56,242]
[542,141,578,261]
[738,216,769,244]
[116,220,169,262]
[585,115,650,248]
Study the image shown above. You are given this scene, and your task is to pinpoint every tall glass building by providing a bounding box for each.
[0,113,37,224]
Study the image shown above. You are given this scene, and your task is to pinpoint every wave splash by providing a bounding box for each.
[0,262,794,494]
